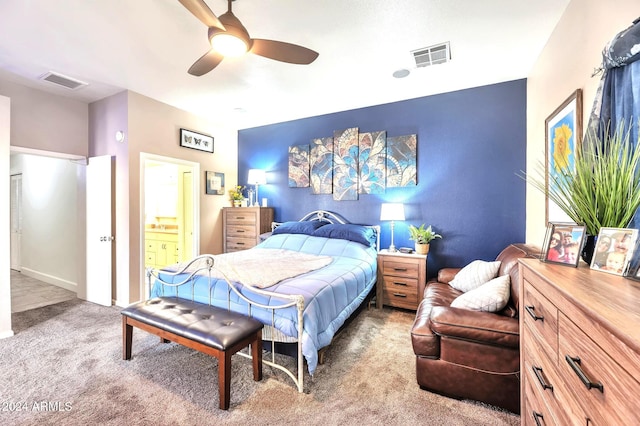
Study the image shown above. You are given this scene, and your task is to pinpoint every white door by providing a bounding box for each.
[86,155,113,306]
[9,174,22,271]
[182,171,193,260]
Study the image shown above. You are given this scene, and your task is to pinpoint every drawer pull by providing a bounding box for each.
[532,366,553,391]
[235,229,245,233]
[532,411,544,426]
[565,355,604,393]
[236,216,245,219]
[393,281,408,286]
[392,293,407,298]
[236,242,245,246]
[525,305,544,321]
[393,267,408,272]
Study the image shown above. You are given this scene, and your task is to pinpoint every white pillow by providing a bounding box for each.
[449,260,501,292]
[451,275,511,312]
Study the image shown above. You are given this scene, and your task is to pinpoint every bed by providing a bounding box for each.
[146,210,379,392]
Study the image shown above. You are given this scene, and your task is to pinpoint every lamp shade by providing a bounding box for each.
[247,169,267,185]
[380,203,405,221]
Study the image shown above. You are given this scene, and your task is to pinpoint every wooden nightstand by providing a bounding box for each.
[376,249,427,310]
[222,207,274,253]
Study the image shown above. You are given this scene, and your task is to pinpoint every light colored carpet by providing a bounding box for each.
[1,299,519,425]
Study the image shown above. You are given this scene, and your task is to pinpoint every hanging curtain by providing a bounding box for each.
[587,17,640,146]
[587,17,640,228]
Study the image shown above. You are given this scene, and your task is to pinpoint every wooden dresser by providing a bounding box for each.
[376,250,427,310]
[222,207,274,253]
[519,258,640,425]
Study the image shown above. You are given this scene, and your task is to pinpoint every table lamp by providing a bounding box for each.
[380,203,405,252]
[247,169,267,207]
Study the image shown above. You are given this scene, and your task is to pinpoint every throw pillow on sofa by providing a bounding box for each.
[451,275,511,312]
[449,260,501,292]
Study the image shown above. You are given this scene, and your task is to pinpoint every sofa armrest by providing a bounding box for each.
[437,267,462,283]
[429,306,519,348]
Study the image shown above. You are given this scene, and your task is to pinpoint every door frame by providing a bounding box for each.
[139,153,200,298]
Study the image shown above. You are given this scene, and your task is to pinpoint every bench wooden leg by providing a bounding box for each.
[219,351,232,410]
[252,330,263,381]
[122,317,133,360]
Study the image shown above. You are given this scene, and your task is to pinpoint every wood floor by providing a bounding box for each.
[10,269,76,313]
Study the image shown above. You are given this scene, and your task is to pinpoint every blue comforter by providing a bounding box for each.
[151,233,377,374]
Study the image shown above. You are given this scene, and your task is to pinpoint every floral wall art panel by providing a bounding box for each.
[288,144,310,187]
[310,137,334,194]
[386,134,417,187]
[358,131,386,194]
[333,127,359,200]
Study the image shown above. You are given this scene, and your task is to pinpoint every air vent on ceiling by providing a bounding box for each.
[38,71,88,90]
[411,42,451,68]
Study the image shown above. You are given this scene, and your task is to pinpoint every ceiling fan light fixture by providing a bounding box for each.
[210,33,248,57]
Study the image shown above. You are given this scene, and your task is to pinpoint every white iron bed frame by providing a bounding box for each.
[145,210,380,393]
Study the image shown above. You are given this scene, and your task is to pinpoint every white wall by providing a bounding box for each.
[10,154,79,291]
[0,95,13,338]
[525,0,639,244]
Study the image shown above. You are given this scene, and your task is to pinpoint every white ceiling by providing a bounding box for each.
[0,0,569,130]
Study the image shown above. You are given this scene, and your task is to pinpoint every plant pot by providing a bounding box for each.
[233,200,242,207]
[581,234,597,265]
[415,243,430,255]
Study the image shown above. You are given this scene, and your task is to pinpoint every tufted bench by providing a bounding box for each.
[121,297,263,410]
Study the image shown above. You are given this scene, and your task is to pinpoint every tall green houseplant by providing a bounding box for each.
[525,121,640,237]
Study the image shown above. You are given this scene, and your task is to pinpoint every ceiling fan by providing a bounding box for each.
[178,0,319,76]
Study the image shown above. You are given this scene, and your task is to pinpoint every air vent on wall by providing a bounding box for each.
[411,42,451,68]
[38,71,88,90]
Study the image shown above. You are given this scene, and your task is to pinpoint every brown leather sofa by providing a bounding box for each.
[410,243,540,413]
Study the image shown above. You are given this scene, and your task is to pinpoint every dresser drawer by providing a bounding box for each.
[382,287,418,310]
[523,330,573,426]
[226,224,257,238]
[382,274,418,306]
[225,210,257,225]
[225,237,256,252]
[557,312,640,425]
[522,278,559,363]
[523,370,557,426]
[382,260,419,278]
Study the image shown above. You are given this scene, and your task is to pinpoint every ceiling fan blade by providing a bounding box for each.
[188,50,224,76]
[250,39,319,64]
[178,0,226,30]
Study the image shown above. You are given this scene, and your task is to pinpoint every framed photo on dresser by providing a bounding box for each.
[541,222,585,267]
[591,227,639,277]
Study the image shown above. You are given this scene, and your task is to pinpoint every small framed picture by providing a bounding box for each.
[590,227,638,276]
[205,171,224,195]
[180,128,214,153]
[541,222,586,267]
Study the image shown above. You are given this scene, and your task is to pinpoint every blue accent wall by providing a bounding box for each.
[238,79,527,278]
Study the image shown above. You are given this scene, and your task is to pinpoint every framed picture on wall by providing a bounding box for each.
[205,171,224,195]
[541,222,585,267]
[545,89,582,224]
[180,128,214,153]
[591,227,638,276]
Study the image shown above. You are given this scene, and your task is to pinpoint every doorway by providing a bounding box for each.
[140,153,199,297]
[8,148,85,313]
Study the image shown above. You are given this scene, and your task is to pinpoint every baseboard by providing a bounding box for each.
[0,330,15,339]
[20,268,77,293]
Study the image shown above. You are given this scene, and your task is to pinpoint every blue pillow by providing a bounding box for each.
[272,220,327,236]
[312,224,376,247]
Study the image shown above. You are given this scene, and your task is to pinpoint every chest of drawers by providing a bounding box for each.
[519,259,640,425]
[222,207,274,253]
[376,250,427,310]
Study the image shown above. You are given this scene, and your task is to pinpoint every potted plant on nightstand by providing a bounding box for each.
[228,185,245,207]
[408,224,442,255]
